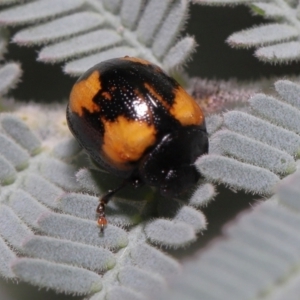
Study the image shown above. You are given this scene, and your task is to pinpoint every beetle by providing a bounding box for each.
[66,56,208,230]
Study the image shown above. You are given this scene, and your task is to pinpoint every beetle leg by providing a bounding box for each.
[96,200,107,232]
[96,181,128,232]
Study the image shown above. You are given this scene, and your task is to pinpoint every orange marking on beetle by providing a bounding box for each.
[69,71,101,116]
[102,116,156,164]
[171,86,204,126]
[102,91,112,100]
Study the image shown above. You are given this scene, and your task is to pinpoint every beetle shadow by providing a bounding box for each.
[86,161,189,222]
[78,154,193,223]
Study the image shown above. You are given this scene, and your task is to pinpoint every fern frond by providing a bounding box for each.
[0,106,214,296]
[191,78,257,114]
[159,168,300,300]
[197,79,300,194]
[194,0,300,64]
[1,78,300,297]
[0,63,22,97]
[1,2,300,297]
[0,0,195,76]
[0,30,22,98]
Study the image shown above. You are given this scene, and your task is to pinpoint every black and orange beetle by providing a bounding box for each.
[66,56,208,230]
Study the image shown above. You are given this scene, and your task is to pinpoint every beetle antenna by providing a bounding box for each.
[96,180,128,232]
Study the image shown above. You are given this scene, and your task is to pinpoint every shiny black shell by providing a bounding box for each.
[67,56,208,197]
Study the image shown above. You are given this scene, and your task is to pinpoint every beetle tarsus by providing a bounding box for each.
[97,201,107,232]
[96,180,129,231]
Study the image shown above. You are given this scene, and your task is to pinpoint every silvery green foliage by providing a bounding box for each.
[196,79,300,195]
[191,78,258,114]
[158,163,300,300]
[0,0,195,76]
[0,107,213,296]
[1,2,300,298]
[194,0,300,64]
[0,62,22,96]
[0,31,22,96]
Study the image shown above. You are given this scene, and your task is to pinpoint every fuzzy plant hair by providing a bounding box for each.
[0,1,300,300]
